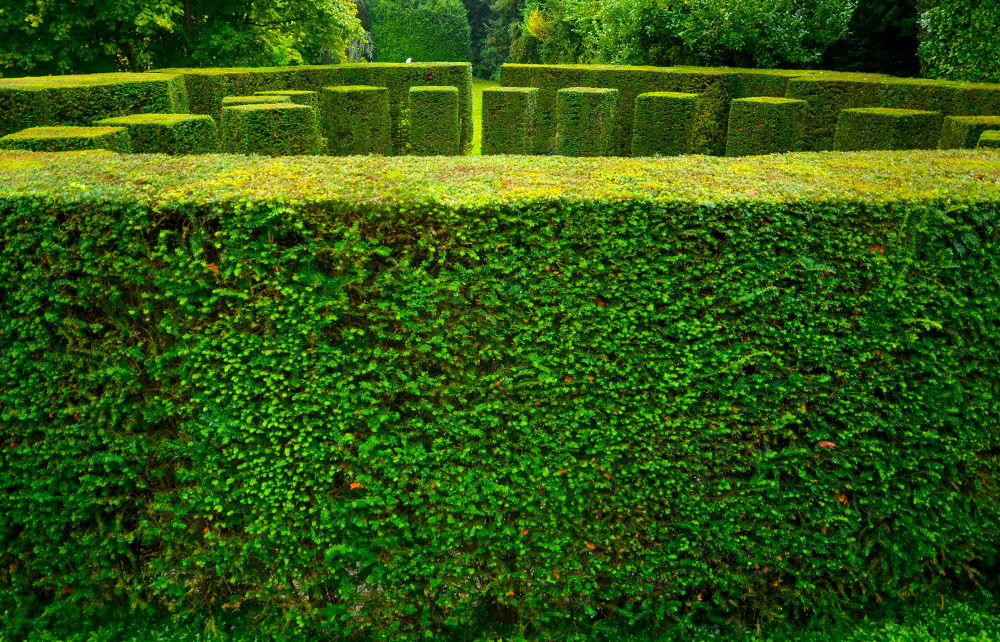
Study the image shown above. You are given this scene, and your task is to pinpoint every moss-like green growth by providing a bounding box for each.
[979,130,1000,149]
[631,92,700,157]
[253,90,319,109]
[222,95,291,107]
[156,63,473,155]
[555,87,619,157]
[320,86,392,156]
[834,107,944,151]
[0,126,131,152]
[409,86,460,156]
[725,97,806,157]
[0,73,188,138]
[220,104,321,156]
[481,87,538,155]
[94,114,218,155]
[938,115,1000,149]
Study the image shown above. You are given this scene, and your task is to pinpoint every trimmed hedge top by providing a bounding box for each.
[0,72,184,92]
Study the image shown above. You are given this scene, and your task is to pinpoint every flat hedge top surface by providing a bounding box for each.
[844,107,942,116]
[2,126,124,139]
[0,150,998,205]
[0,72,180,90]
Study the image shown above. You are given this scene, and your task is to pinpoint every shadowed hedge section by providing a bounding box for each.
[481,87,538,155]
[220,103,321,156]
[631,92,699,158]
[409,86,460,156]
[834,108,944,151]
[1,150,999,639]
[939,115,1000,149]
[95,114,218,155]
[320,86,392,156]
[253,90,319,109]
[981,131,1000,148]
[555,87,619,157]
[725,97,806,157]
[0,126,131,152]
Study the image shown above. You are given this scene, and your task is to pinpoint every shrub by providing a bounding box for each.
[481,86,538,155]
[253,90,320,109]
[408,86,460,156]
[630,91,699,157]
[220,103,322,156]
[368,0,473,64]
[725,97,806,157]
[918,0,1000,84]
[94,114,218,155]
[555,87,619,157]
[1,149,998,638]
[320,86,392,156]
[938,115,1000,149]
[833,107,943,151]
[980,130,1000,149]
[221,95,292,107]
[0,125,131,152]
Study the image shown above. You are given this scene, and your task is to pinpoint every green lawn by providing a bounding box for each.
[471,78,499,155]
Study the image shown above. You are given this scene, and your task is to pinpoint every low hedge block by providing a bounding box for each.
[939,115,1000,149]
[555,87,619,157]
[833,108,944,151]
[95,114,218,155]
[631,92,699,157]
[253,90,319,109]
[320,86,392,156]
[979,130,1000,149]
[481,87,538,155]
[725,97,806,157]
[0,126,131,152]
[220,103,321,156]
[222,95,291,107]
[408,86,460,156]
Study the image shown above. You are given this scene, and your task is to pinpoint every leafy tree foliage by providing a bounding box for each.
[821,0,920,77]
[917,0,1000,83]
[368,0,472,63]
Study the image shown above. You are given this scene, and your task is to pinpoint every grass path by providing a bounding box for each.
[471,78,499,155]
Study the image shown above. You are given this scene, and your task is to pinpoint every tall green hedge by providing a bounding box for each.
[253,90,320,109]
[939,115,1000,150]
[630,92,700,157]
[408,86,460,156]
[481,87,538,155]
[220,103,322,156]
[94,114,218,155]
[0,73,188,137]
[320,86,392,156]
[980,130,1000,149]
[368,0,473,64]
[0,126,131,152]
[833,107,943,151]
[555,87,619,157]
[221,95,292,107]
[725,97,806,157]
[1,149,998,638]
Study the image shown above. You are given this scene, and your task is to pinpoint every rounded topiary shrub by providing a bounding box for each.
[369,0,472,63]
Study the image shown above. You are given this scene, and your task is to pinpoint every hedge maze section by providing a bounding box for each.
[555,87,619,157]
[220,103,322,156]
[630,92,699,157]
[726,97,806,157]
[409,86,461,156]
[980,130,1000,149]
[0,73,188,137]
[834,107,944,151]
[939,115,1000,149]
[95,114,218,155]
[253,90,319,109]
[222,95,292,107]
[320,86,392,156]
[0,126,131,152]
[481,87,538,155]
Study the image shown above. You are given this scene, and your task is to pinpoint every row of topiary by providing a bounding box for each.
[482,86,1000,157]
[0,85,465,157]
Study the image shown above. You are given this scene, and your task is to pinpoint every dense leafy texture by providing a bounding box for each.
[368,0,473,64]
[481,87,538,155]
[555,87,618,157]
[725,98,805,157]
[221,95,293,107]
[220,103,322,156]
[918,0,1000,84]
[94,114,218,155]
[981,131,1000,149]
[0,126,132,152]
[938,116,1000,150]
[409,86,462,156]
[1,149,998,638]
[253,91,321,109]
[833,107,943,151]
[320,86,393,156]
[630,92,699,158]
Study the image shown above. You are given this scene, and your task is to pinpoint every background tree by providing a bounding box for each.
[367,0,472,63]
[822,0,921,77]
[916,0,1000,83]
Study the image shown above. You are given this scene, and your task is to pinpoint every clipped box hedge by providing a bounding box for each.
[555,87,619,157]
[980,130,1000,149]
[320,86,392,156]
[220,103,321,156]
[408,86,460,156]
[156,63,473,155]
[221,95,292,107]
[481,87,538,155]
[253,90,319,109]
[630,91,699,157]
[725,97,806,157]
[939,115,1000,149]
[0,125,131,152]
[1,149,998,638]
[95,114,218,155]
[834,107,944,151]
[0,73,188,138]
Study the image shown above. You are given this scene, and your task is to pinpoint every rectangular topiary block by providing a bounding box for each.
[0,126,131,152]
[631,92,699,157]
[725,97,806,157]
[555,87,619,157]
[409,86,460,156]
[979,130,1000,149]
[320,86,392,156]
[833,107,944,151]
[94,114,218,155]
[0,73,188,138]
[939,115,1000,149]
[222,95,292,107]
[220,104,321,156]
[481,87,538,155]
[253,90,319,109]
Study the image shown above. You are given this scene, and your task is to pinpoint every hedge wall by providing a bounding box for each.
[220,103,322,156]
[555,87,618,157]
[0,126,131,153]
[94,114,218,155]
[481,87,538,155]
[1,150,998,638]
[253,90,320,109]
[725,97,806,157]
[630,92,699,158]
[221,95,292,107]
[408,86,461,156]
[368,0,473,65]
[833,108,944,152]
[939,115,1000,150]
[0,73,188,138]
[320,86,393,156]
[981,131,1000,149]
[157,63,473,155]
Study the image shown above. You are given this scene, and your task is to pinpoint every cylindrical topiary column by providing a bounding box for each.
[555,87,618,158]
[938,115,1000,149]
[253,90,320,110]
[95,114,218,154]
[979,130,1000,149]
[320,86,392,156]
[482,87,538,155]
[833,108,943,151]
[220,103,322,156]
[725,97,806,157]
[0,126,131,152]
[631,92,700,157]
[408,86,460,156]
